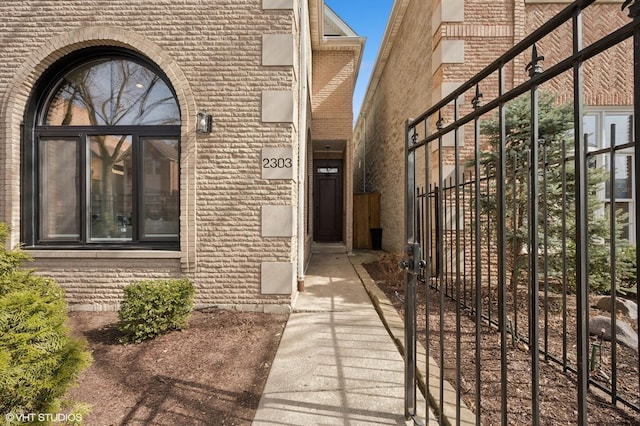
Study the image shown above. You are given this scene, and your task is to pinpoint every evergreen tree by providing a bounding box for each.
[477,91,636,294]
[0,223,92,418]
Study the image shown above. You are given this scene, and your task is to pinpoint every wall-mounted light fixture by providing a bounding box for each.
[196,110,213,134]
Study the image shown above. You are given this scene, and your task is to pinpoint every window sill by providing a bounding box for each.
[27,250,181,259]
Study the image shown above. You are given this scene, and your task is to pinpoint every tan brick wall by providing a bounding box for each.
[354,0,633,253]
[311,50,356,141]
[354,0,435,252]
[31,254,183,311]
[311,48,358,249]
[0,0,305,310]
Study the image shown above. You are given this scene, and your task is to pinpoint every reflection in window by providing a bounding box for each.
[39,139,79,240]
[583,113,597,148]
[605,155,633,200]
[45,59,180,126]
[605,113,633,147]
[90,135,133,241]
[25,51,181,248]
[142,138,179,238]
[584,109,635,244]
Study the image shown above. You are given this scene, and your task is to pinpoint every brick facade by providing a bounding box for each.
[354,0,435,251]
[311,49,359,248]
[354,0,632,253]
[0,0,362,311]
[312,50,357,140]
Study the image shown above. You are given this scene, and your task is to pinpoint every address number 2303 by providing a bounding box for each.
[263,157,292,168]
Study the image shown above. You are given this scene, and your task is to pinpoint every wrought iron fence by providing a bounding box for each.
[402,0,640,424]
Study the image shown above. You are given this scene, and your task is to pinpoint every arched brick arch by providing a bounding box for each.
[1,26,197,269]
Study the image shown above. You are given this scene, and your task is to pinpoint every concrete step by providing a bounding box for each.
[311,242,347,254]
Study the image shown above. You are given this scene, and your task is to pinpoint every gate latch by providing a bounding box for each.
[398,243,425,275]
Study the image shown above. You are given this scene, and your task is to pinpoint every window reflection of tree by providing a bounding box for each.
[50,60,179,126]
[42,57,180,242]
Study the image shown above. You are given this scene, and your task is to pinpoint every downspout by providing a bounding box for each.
[297,0,309,292]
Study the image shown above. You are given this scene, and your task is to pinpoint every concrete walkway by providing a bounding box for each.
[253,252,429,425]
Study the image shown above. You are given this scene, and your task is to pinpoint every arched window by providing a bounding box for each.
[23,49,181,248]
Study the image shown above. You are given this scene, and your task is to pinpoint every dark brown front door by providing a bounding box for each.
[314,159,343,242]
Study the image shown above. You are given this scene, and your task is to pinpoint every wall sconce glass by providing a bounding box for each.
[196,110,213,134]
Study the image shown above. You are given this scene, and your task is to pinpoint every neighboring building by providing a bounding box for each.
[354,0,634,253]
[0,0,364,311]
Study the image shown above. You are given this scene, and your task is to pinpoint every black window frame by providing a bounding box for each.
[22,47,181,250]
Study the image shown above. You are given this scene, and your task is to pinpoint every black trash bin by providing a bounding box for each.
[370,228,383,250]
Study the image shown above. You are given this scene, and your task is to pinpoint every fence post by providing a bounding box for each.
[623,0,640,404]
[472,84,483,425]
[526,43,544,426]
[572,6,589,424]
[497,64,509,426]
[404,120,417,420]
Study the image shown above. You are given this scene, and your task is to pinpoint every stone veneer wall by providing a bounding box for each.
[0,0,306,311]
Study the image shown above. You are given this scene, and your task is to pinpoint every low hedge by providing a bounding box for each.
[117,278,195,344]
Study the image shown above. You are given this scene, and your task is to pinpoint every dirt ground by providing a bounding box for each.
[65,309,287,426]
[363,254,640,425]
[62,256,638,425]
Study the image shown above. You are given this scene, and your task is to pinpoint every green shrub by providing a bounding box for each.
[0,223,29,276]
[117,279,195,344]
[587,242,637,295]
[0,223,92,418]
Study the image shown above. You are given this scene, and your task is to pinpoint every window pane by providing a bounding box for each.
[317,167,339,174]
[141,138,179,238]
[604,113,633,147]
[45,59,180,126]
[583,113,597,148]
[605,155,633,199]
[39,139,79,240]
[90,135,133,241]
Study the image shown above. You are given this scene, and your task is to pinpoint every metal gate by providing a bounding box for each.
[401,1,640,424]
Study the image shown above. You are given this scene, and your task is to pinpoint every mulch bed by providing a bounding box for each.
[364,253,640,425]
[65,310,287,426]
